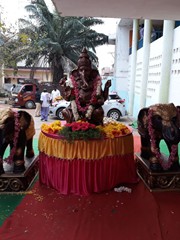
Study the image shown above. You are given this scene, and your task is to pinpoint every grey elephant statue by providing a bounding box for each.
[137,103,180,172]
[0,108,35,174]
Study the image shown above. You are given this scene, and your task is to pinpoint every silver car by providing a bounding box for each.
[49,92,127,121]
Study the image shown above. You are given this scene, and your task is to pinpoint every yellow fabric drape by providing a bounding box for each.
[38,131,134,160]
[26,117,35,140]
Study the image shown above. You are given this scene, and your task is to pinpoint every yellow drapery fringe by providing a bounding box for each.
[38,132,134,160]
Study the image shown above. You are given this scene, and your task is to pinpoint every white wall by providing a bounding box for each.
[124,25,180,118]
[146,37,163,106]
[114,24,130,106]
[169,26,180,106]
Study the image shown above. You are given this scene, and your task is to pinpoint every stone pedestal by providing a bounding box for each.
[0,156,39,193]
[136,153,180,192]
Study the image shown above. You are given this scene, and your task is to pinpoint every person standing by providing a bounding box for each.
[51,87,60,103]
[151,26,157,41]
[139,24,144,40]
[34,87,41,117]
[10,84,16,96]
[40,88,51,121]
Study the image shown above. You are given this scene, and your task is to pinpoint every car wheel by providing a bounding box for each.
[25,100,35,109]
[56,108,65,120]
[107,109,121,121]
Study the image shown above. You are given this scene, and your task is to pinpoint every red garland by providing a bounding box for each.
[147,108,178,170]
[0,111,20,165]
[70,75,100,113]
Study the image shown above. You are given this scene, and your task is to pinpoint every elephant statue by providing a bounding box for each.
[0,108,35,175]
[137,103,180,172]
[59,48,111,125]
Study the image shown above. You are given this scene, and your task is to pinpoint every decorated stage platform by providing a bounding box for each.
[0,156,39,193]
[136,153,180,192]
[38,130,138,196]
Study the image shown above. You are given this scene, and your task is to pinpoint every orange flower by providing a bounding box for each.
[41,121,62,134]
[41,118,131,140]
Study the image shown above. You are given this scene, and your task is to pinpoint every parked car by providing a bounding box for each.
[49,92,127,121]
[104,92,127,120]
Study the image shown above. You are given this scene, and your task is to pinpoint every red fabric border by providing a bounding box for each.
[39,152,138,196]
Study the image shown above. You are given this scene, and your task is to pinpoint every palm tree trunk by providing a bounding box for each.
[52,64,64,83]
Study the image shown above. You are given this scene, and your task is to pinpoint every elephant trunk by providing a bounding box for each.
[162,125,180,144]
[81,74,89,88]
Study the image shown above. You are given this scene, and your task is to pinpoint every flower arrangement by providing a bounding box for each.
[41,120,62,134]
[97,117,131,138]
[59,121,103,141]
[41,118,131,142]
[147,108,178,170]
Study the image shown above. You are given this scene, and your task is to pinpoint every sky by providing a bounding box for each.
[93,18,119,71]
[0,0,28,25]
[0,0,119,71]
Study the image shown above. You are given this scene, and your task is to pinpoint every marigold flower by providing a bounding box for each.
[41,118,131,140]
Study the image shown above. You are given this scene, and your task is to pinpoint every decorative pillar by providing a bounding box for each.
[129,19,138,115]
[158,20,175,103]
[140,19,151,109]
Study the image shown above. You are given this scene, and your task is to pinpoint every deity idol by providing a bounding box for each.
[59,48,111,125]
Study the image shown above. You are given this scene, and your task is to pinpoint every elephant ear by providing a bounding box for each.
[137,107,149,136]
[0,108,14,129]
[18,111,31,130]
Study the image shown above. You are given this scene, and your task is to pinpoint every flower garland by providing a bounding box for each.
[0,111,20,165]
[70,75,102,120]
[147,108,178,170]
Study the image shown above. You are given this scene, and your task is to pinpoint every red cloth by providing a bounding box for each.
[39,152,138,196]
[1,181,180,240]
[1,136,180,240]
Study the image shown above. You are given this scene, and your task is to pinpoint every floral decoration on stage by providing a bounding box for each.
[41,117,131,142]
[41,120,62,134]
[97,117,131,139]
[59,121,103,141]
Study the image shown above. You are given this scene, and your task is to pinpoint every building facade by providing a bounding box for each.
[114,19,180,119]
[3,66,52,85]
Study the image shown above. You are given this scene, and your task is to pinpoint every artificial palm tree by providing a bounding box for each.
[17,0,108,83]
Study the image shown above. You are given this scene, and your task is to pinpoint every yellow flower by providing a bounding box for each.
[41,121,62,134]
[41,118,131,138]
[96,120,131,139]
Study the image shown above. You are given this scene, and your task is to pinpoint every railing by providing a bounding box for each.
[129,30,163,54]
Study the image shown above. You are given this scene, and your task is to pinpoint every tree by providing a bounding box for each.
[15,0,108,83]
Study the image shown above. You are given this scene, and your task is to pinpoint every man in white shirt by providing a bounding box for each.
[40,88,51,121]
[10,84,16,96]
[51,87,61,103]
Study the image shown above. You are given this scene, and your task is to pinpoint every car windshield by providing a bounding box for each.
[12,84,23,94]
[109,93,121,100]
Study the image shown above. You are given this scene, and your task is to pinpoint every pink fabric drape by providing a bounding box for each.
[39,152,138,196]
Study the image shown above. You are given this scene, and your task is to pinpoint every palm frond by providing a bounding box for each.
[4,0,108,82]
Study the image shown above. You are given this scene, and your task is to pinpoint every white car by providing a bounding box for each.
[49,92,127,121]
